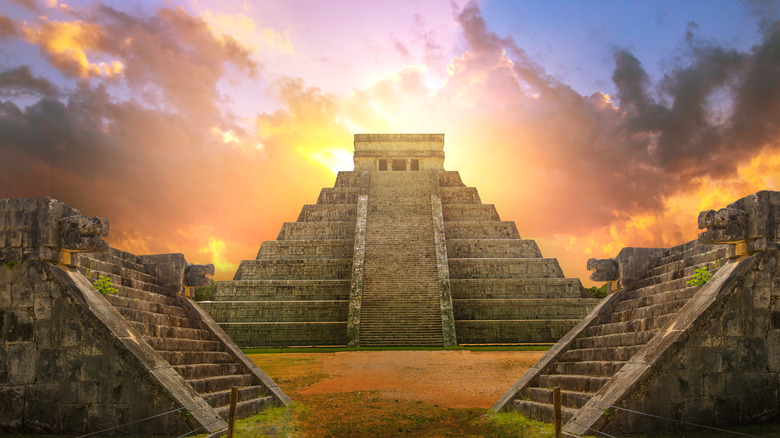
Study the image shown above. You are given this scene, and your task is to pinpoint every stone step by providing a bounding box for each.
[548,360,627,377]
[158,350,235,366]
[106,287,184,318]
[442,204,501,221]
[233,259,352,281]
[173,363,244,380]
[621,278,694,301]
[537,374,612,393]
[559,345,642,363]
[453,298,595,320]
[115,307,205,330]
[448,258,564,279]
[256,240,353,260]
[200,300,348,323]
[78,259,158,285]
[444,221,520,239]
[105,293,189,318]
[612,287,697,313]
[450,278,586,299]
[574,330,658,349]
[218,321,348,347]
[145,337,223,352]
[446,239,542,259]
[334,171,361,188]
[297,204,357,222]
[511,399,577,423]
[455,319,582,344]
[210,279,350,301]
[317,187,359,204]
[584,313,675,337]
[188,374,255,394]
[129,321,216,341]
[438,171,465,187]
[83,269,170,295]
[526,387,592,409]
[216,396,275,420]
[277,222,355,240]
[440,187,481,204]
[109,284,180,307]
[79,249,145,273]
[599,298,688,324]
[204,385,263,408]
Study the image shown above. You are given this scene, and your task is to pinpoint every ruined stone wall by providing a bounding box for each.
[0,261,189,434]
[602,250,780,434]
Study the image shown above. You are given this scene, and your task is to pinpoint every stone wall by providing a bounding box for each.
[1,261,191,434]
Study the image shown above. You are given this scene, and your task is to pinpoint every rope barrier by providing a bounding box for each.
[74,396,218,438]
[567,393,763,438]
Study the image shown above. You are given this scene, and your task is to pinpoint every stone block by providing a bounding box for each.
[59,403,89,433]
[4,308,35,342]
[0,386,25,429]
[7,230,21,247]
[10,281,33,308]
[0,230,5,247]
[87,403,117,432]
[8,342,37,384]
[25,383,61,432]
[768,330,780,372]
[34,296,52,320]
[35,348,62,382]
[0,284,10,307]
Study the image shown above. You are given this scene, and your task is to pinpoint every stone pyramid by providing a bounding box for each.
[201,134,599,347]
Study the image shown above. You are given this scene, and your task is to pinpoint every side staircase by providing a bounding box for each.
[77,248,284,420]
[359,171,444,346]
[502,241,729,422]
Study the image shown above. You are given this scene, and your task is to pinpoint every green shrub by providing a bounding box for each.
[687,266,713,287]
[194,279,217,301]
[586,284,609,299]
[93,275,118,295]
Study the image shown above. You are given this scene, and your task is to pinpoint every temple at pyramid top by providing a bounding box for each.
[201,133,600,347]
[353,133,445,171]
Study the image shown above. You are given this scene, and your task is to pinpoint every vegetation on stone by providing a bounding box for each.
[193,278,216,301]
[92,274,118,295]
[586,283,609,298]
[686,266,713,286]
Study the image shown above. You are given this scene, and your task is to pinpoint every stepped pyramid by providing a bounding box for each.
[494,190,780,435]
[201,134,599,347]
[0,197,290,435]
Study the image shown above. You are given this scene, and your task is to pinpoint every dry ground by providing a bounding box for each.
[239,350,552,437]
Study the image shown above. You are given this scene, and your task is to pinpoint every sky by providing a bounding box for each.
[1,0,779,284]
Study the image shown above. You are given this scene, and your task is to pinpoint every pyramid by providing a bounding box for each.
[201,134,599,347]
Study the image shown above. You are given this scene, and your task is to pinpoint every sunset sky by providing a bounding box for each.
[1,0,779,284]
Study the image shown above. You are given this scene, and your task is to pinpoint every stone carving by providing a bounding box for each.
[697,207,748,244]
[58,215,109,252]
[184,263,215,287]
[586,258,619,281]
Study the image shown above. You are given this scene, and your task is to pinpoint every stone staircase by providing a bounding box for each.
[200,171,359,347]
[359,171,444,346]
[439,171,599,344]
[502,239,729,422]
[77,248,275,420]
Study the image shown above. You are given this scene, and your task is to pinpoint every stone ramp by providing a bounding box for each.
[359,171,444,346]
[201,170,360,347]
[439,171,599,344]
[76,248,289,421]
[494,190,780,435]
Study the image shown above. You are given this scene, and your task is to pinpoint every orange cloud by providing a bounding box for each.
[21,19,124,78]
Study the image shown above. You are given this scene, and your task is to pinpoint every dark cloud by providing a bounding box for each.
[0,66,60,97]
[0,15,18,38]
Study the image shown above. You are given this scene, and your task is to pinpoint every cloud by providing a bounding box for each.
[0,66,60,97]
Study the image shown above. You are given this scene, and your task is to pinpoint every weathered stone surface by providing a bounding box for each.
[184,263,214,287]
[587,258,619,281]
[697,207,748,244]
[59,215,109,252]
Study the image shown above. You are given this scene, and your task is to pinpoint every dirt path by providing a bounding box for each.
[247,350,547,437]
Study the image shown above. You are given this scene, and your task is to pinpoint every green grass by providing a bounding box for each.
[241,344,553,354]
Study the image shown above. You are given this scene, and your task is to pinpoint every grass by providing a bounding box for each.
[241,344,553,354]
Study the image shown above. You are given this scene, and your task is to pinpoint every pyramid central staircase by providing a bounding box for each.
[358,171,444,345]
